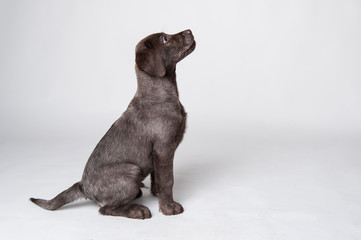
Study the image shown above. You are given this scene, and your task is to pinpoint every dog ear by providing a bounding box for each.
[136,43,166,77]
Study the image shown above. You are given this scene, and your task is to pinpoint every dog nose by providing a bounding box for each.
[181,29,194,45]
[182,29,193,40]
[184,29,192,35]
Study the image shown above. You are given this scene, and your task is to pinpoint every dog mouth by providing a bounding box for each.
[178,40,196,62]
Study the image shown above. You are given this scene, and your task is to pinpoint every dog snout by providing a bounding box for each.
[183,29,192,36]
[182,29,194,45]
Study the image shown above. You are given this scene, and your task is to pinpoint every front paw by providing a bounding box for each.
[160,201,184,215]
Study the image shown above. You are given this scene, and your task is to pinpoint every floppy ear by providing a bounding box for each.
[136,45,166,77]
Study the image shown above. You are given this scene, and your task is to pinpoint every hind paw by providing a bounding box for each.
[99,203,151,219]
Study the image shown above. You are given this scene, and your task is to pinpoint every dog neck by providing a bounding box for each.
[134,66,180,102]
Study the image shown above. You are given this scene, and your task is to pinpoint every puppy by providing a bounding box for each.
[30,30,196,219]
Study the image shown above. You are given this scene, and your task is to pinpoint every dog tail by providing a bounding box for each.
[30,182,84,211]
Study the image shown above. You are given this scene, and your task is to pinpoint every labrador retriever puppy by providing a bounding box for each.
[30,30,196,219]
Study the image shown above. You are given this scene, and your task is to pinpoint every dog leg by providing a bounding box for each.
[150,171,158,197]
[136,189,143,198]
[83,163,150,219]
[152,149,184,215]
[99,203,151,219]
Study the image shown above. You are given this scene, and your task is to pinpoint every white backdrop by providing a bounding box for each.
[1,1,361,240]
[1,0,361,140]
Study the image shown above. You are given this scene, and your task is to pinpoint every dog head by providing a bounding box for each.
[135,30,196,77]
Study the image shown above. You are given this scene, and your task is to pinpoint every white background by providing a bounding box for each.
[1,0,361,239]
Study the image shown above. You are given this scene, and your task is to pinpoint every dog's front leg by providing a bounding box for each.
[152,150,184,215]
[150,171,158,197]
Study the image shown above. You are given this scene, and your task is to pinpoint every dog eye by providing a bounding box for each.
[162,36,168,44]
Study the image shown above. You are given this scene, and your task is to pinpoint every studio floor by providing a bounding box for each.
[1,124,360,240]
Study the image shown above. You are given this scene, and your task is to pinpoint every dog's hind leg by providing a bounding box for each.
[83,163,151,219]
[99,203,151,219]
[97,175,151,219]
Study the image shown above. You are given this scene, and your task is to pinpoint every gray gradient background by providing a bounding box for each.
[1,0,361,239]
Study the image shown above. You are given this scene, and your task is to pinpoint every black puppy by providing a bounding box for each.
[30,30,196,219]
